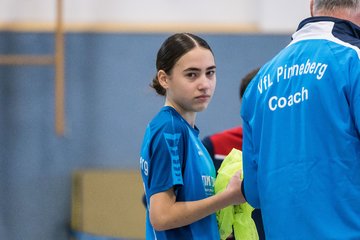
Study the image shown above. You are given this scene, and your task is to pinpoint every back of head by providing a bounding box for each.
[312,0,360,24]
[239,67,260,100]
[313,0,359,10]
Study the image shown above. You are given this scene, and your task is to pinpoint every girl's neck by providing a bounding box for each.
[165,102,196,127]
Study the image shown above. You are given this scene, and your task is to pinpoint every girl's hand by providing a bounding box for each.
[226,170,245,205]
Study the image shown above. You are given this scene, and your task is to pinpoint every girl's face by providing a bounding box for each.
[160,47,216,117]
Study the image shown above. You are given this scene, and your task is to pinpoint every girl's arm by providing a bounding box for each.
[149,171,245,231]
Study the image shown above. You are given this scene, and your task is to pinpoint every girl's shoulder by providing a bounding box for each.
[150,106,188,134]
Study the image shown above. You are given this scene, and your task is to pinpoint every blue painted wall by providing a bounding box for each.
[0,32,290,240]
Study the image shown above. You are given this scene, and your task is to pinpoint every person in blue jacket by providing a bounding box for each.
[241,0,360,239]
[202,67,265,240]
[140,33,245,240]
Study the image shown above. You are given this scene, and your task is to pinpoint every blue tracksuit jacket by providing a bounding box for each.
[241,16,360,239]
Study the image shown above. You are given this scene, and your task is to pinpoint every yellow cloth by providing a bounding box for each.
[214,148,259,240]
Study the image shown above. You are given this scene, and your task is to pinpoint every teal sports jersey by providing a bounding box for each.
[241,17,360,239]
[140,106,219,240]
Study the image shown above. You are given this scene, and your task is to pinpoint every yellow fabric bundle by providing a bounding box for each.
[214,148,258,240]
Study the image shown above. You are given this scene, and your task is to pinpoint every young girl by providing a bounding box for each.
[140,33,244,239]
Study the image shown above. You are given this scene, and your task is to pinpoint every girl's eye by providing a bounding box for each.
[186,72,197,78]
[207,70,216,77]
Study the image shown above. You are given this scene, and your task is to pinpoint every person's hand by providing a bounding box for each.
[226,170,245,205]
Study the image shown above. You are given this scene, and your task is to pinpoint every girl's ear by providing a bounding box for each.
[158,70,169,89]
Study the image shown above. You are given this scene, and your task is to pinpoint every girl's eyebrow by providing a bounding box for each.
[183,65,216,72]
[183,67,201,72]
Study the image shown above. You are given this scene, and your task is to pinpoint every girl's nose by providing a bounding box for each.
[198,75,212,90]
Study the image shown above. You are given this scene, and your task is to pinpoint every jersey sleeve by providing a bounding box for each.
[146,119,187,198]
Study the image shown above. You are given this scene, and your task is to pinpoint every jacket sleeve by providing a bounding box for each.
[242,118,260,208]
[350,56,360,135]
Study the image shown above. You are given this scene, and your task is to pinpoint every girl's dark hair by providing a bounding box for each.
[239,67,260,100]
[151,33,213,96]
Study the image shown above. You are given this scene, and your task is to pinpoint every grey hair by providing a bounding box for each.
[313,0,359,12]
